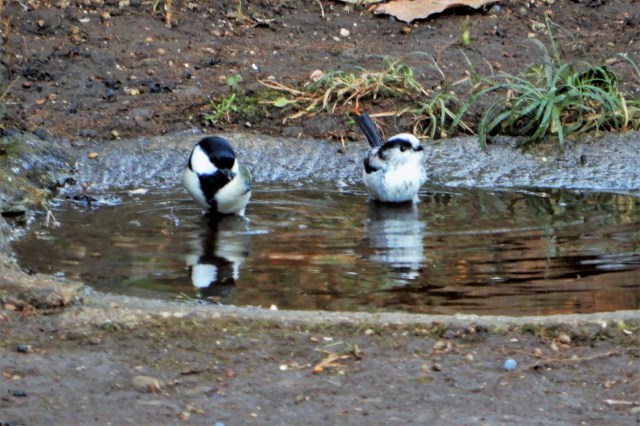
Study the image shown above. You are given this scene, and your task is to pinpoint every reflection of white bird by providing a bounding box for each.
[363,203,425,282]
[184,216,252,299]
[352,112,427,203]
[182,136,252,217]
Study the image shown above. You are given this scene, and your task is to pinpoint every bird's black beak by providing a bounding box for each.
[221,168,235,180]
[415,145,424,152]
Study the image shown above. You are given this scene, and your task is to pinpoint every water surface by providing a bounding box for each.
[12,184,640,315]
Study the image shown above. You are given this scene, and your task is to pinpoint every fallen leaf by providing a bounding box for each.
[272,97,295,108]
[312,353,349,372]
[375,0,498,23]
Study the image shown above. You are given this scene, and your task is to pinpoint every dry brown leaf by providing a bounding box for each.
[311,353,353,374]
[375,0,498,23]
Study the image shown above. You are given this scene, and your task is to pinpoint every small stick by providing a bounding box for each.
[315,0,325,19]
[603,399,639,406]
[164,0,172,28]
[45,210,60,228]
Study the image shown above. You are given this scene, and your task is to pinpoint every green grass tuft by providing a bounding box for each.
[461,21,640,147]
[208,19,640,146]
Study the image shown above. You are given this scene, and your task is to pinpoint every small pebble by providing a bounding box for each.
[557,333,571,344]
[441,329,456,340]
[432,363,442,372]
[503,358,518,371]
[309,69,324,82]
[9,389,28,397]
[339,28,350,37]
[16,344,32,354]
[131,375,163,393]
[104,88,117,101]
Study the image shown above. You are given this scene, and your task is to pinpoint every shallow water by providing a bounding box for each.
[11,184,640,315]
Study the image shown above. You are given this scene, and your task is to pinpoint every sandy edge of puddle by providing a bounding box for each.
[1,260,639,331]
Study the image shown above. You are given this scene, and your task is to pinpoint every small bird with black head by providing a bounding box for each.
[182,136,252,217]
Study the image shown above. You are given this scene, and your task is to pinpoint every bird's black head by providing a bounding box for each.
[198,136,236,170]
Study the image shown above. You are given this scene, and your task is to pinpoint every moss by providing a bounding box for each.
[514,323,550,338]
[235,89,284,121]
[0,169,52,210]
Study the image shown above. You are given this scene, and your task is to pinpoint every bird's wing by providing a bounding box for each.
[351,112,383,148]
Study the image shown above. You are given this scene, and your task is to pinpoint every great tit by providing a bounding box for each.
[182,136,252,216]
[185,215,251,300]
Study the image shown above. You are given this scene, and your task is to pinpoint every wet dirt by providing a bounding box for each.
[0,0,638,141]
[1,292,639,425]
[1,0,640,424]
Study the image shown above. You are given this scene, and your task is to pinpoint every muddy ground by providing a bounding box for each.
[0,0,639,141]
[1,0,640,424]
[0,277,638,425]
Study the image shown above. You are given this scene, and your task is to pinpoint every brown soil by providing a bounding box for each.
[0,0,638,141]
[1,293,639,425]
[1,1,639,425]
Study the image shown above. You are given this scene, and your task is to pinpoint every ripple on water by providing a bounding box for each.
[10,184,640,316]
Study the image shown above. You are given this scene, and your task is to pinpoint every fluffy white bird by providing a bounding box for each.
[182,136,252,216]
[352,112,427,203]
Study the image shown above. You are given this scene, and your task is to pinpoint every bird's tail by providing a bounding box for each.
[351,111,383,148]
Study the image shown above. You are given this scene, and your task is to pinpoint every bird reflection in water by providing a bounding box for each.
[362,202,425,283]
[184,215,252,301]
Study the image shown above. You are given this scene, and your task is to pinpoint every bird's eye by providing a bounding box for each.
[400,145,407,152]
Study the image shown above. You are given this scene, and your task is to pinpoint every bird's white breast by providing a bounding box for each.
[215,175,251,215]
[364,160,426,203]
[182,167,210,209]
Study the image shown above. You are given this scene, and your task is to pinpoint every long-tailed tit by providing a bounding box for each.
[352,112,427,203]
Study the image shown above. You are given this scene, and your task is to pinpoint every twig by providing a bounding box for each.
[315,0,325,19]
[509,349,623,369]
[164,0,172,28]
[603,399,640,406]
[0,76,19,103]
[257,78,305,96]
[45,210,61,228]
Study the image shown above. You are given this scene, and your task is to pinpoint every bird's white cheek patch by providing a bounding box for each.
[190,146,217,174]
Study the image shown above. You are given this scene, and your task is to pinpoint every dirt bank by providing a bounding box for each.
[1,272,639,425]
[0,0,638,141]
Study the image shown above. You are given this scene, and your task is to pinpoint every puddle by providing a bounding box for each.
[10,184,640,316]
